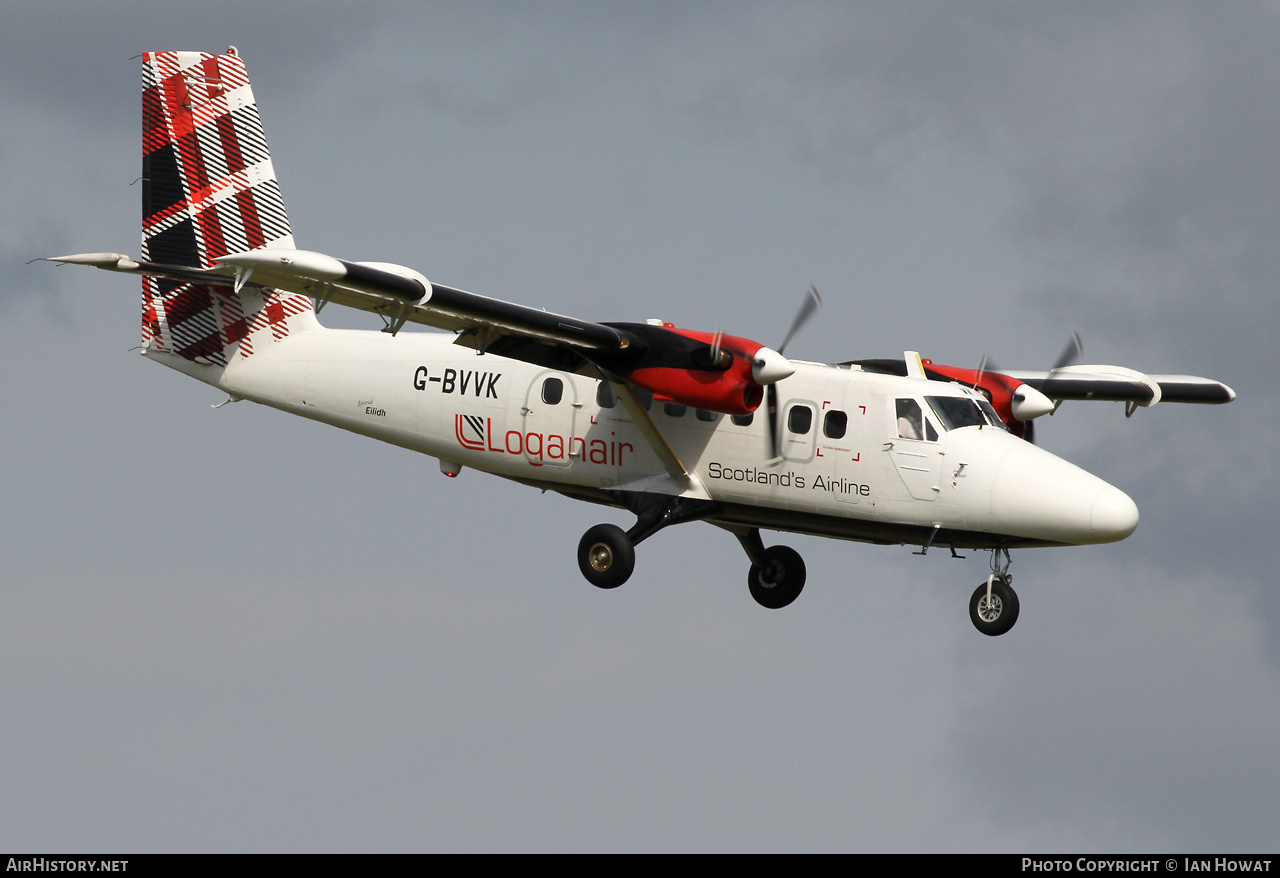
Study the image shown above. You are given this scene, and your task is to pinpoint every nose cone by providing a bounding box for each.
[1090,484,1139,542]
[989,439,1139,545]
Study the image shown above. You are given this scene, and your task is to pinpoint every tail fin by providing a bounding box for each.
[140,48,314,366]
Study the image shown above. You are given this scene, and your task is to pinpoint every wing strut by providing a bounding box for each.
[606,376,689,482]
[604,375,711,500]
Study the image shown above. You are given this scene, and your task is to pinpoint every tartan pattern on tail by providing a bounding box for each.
[140,50,312,366]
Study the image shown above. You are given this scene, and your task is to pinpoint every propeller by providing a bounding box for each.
[976,332,1083,443]
[1021,331,1083,443]
[1051,331,1084,373]
[764,286,822,461]
[973,352,995,399]
[778,285,822,357]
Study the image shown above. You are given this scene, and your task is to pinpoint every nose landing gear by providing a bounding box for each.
[969,547,1019,636]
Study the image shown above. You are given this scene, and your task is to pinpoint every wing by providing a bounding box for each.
[46,249,636,374]
[1002,365,1237,407]
[46,248,791,417]
[44,247,779,497]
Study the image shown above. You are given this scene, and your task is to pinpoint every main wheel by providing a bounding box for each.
[577,524,635,589]
[969,577,1020,636]
[748,545,806,609]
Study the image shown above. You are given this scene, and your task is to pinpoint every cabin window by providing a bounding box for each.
[596,382,616,409]
[823,410,847,439]
[732,413,754,427]
[542,377,563,405]
[788,405,813,435]
[634,388,653,411]
[696,409,717,422]
[664,402,687,418]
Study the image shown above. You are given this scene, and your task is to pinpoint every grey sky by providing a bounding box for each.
[1,2,1274,851]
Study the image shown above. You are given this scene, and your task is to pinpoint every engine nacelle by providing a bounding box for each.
[618,326,769,415]
[624,369,763,415]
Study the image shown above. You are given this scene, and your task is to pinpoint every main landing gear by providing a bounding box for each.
[969,547,1020,636]
[577,495,714,591]
[738,529,805,609]
[575,496,806,610]
[577,524,635,589]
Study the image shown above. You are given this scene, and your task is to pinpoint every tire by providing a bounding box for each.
[577,524,635,589]
[748,545,806,609]
[969,577,1020,636]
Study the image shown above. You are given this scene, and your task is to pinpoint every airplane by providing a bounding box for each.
[47,49,1236,636]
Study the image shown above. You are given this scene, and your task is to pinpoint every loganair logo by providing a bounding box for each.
[454,414,634,467]
[455,414,487,450]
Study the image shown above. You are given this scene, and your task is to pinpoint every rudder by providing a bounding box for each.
[140,48,314,367]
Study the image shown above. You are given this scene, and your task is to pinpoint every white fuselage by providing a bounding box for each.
[155,324,1139,550]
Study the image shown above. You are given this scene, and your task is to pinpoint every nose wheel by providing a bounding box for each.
[969,577,1019,635]
[970,548,1020,635]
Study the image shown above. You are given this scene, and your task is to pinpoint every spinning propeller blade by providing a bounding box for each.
[767,383,781,462]
[1051,331,1084,373]
[765,286,822,461]
[1007,332,1083,442]
[710,330,724,367]
[778,285,822,356]
[975,352,995,388]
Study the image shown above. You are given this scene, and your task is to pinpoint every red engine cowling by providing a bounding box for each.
[621,327,767,416]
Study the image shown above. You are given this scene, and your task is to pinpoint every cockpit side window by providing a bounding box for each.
[896,398,923,440]
[896,398,939,442]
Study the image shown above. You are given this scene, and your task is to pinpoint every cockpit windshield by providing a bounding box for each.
[974,397,1007,430]
[926,396,989,431]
